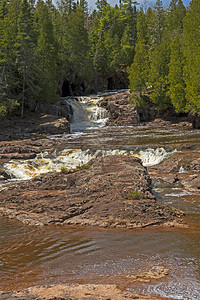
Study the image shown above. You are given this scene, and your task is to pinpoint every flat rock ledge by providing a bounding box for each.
[0,283,171,300]
[0,155,184,228]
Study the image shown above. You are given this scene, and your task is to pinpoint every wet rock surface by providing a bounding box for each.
[0,155,184,227]
[148,147,200,192]
[0,283,170,300]
[126,266,169,283]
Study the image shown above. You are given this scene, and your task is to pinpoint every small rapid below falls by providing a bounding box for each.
[1,91,200,299]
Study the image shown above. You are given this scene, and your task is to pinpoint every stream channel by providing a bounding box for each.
[1,92,200,299]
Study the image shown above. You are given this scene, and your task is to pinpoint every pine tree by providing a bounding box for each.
[128,8,150,97]
[0,0,21,116]
[165,0,186,39]
[122,0,138,47]
[168,35,185,112]
[34,0,59,103]
[65,6,91,85]
[120,24,134,66]
[16,0,38,117]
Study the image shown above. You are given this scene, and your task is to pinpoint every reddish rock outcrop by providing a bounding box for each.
[0,155,184,228]
[101,91,140,125]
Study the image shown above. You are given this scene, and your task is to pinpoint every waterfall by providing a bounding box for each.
[65,96,109,131]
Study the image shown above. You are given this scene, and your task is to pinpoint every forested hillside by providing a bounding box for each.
[0,0,199,118]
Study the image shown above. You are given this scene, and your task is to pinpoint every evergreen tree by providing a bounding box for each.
[148,41,170,110]
[16,0,38,117]
[34,0,59,102]
[120,24,134,66]
[65,6,91,87]
[128,8,149,97]
[183,0,200,113]
[168,35,185,112]
[165,0,186,39]
[122,0,138,47]
[128,41,149,94]
[0,0,21,116]
[154,0,165,44]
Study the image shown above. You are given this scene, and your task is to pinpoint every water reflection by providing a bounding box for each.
[1,207,200,300]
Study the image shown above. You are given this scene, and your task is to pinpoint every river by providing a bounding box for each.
[0,93,200,299]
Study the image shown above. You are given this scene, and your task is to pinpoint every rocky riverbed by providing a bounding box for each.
[0,155,184,228]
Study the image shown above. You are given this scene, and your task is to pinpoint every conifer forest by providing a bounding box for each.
[0,0,199,118]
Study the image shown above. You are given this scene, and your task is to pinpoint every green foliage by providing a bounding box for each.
[130,93,150,108]
[183,0,200,113]
[148,42,171,110]
[0,105,7,117]
[165,0,186,39]
[168,35,186,112]
[65,7,91,82]
[128,41,149,94]
[34,0,59,103]
[124,190,145,200]
[76,162,92,171]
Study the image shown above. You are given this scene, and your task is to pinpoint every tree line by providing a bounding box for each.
[129,0,200,115]
[0,0,199,118]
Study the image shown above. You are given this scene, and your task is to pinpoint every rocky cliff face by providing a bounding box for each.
[0,155,184,228]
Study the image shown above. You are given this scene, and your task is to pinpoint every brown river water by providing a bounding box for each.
[1,96,200,299]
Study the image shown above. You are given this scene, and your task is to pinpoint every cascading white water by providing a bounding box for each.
[4,147,176,180]
[138,148,177,166]
[65,96,109,131]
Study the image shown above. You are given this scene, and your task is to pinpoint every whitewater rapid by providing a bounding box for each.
[4,147,176,180]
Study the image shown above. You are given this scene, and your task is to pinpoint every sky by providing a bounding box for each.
[53,0,191,11]
[85,0,191,11]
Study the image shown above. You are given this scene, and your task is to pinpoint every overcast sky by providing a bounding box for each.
[54,0,191,11]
